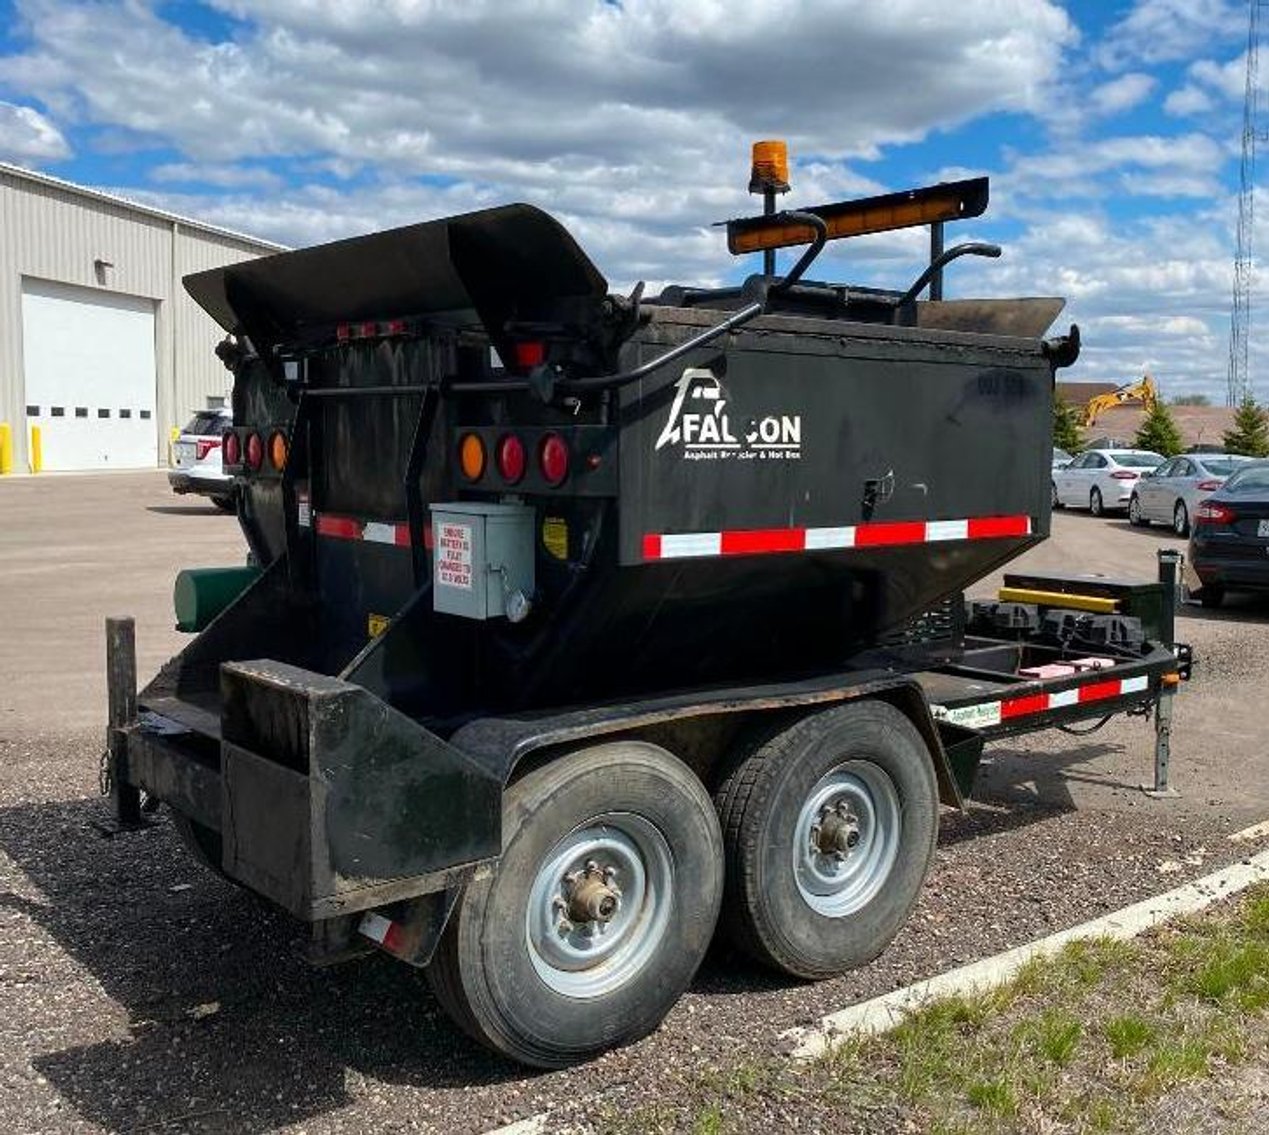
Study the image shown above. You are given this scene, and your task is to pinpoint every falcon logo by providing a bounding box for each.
[654,368,802,461]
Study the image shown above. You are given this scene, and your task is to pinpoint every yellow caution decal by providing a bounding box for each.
[542,516,569,561]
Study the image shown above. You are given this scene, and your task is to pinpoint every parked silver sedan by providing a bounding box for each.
[1051,448,1165,515]
[1129,453,1255,536]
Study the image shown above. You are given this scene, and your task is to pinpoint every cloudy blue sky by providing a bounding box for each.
[0,0,1262,401]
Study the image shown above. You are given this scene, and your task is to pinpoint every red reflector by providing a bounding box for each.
[384,319,408,336]
[966,515,1031,539]
[1196,480,1222,492]
[358,321,377,339]
[1197,502,1234,524]
[1111,470,1138,480]
[720,528,804,555]
[336,323,352,342]
[539,433,570,486]
[1078,679,1121,704]
[496,434,526,484]
[245,432,263,471]
[223,430,240,466]
[855,520,927,547]
[1001,693,1048,719]
[195,437,221,461]
[514,341,546,368]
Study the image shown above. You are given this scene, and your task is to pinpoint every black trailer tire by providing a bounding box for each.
[426,741,723,1068]
[714,701,938,980]
[1199,584,1225,608]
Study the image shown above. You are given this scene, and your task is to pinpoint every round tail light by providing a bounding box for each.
[245,432,263,471]
[496,434,526,484]
[223,430,240,466]
[269,431,289,471]
[459,433,486,481]
[539,433,570,486]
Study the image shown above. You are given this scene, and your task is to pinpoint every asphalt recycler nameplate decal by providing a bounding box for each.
[655,367,802,462]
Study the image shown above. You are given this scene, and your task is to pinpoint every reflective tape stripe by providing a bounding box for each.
[933,672,1154,728]
[312,512,417,547]
[641,515,1033,561]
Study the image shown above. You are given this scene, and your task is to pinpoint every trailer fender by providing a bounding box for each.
[452,673,969,811]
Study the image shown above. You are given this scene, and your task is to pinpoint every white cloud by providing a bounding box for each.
[1164,85,1217,116]
[151,162,282,189]
[1096,0,1245,70]
[0,99,69,162]
[1,0,1076,176]
[1090,72,1156,116]
[1188,53,1250,101]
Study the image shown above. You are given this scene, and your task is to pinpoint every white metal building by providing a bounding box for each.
[0,163,285,472]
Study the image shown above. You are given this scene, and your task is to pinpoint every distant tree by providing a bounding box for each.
[1223,396,1269,457]
[1134,400,1184,456]
[1171,393,1212,406]
[1053,396,1083,453]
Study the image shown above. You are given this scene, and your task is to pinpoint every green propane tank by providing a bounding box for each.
[174,566,261,633]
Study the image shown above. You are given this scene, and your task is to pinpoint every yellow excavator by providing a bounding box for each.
[1082,374,1159,428]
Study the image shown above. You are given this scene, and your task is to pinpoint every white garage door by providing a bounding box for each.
[21,278,158,471]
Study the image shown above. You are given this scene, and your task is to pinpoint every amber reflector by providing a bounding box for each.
[460,433,486,481]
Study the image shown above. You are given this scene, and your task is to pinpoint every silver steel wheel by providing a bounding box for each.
[1174,501,1189,536]
[525,812,673,999]
[792,760,902,918]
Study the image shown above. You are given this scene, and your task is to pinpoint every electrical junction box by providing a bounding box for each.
[431,502,535,620]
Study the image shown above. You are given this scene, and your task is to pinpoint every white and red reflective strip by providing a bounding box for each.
[359,912,406,954]
[299,503,433,549]
[932,673,1150,730]
[641,515,1032,561]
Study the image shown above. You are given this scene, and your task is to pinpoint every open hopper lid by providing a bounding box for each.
[184,203,609,348]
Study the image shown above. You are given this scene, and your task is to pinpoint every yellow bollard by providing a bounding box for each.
[0,423,11,474]
[169,425,180,466]
[29,425,42,473]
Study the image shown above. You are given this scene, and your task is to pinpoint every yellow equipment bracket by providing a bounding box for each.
[998,586,1118,614]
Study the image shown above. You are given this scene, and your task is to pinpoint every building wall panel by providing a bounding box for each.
[0,168,279,470]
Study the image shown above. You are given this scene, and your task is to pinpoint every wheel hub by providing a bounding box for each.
[792,760,902,918]
[556,860,622,931]
[526,814,672,998]
[810,802,862,860]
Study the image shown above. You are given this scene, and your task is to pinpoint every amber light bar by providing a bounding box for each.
[725,177,989,255]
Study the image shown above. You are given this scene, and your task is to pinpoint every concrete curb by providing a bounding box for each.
[782,846,1269,1060]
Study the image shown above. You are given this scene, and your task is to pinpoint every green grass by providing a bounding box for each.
[591,884,1269,1135]
[1104,1013,1157,1058]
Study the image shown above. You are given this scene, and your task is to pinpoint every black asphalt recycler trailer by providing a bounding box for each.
[103,149,1190,1068]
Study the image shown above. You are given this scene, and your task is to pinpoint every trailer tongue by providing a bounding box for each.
[103,145,1188,1068]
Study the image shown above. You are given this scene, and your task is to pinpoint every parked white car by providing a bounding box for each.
[1051,448,1164,516]
[168,408,235,511]
[1129,452,1255,536]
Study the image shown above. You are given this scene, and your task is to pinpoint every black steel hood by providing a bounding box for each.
[184,203,609,347]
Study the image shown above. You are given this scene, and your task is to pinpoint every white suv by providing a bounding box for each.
[169,408,235,511]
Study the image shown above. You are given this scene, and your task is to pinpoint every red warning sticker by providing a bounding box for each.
[436,522,473,590]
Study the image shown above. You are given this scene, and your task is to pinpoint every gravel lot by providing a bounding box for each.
[1,472,1268,1134]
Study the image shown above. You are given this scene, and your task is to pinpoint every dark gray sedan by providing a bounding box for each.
[1187,461,1269,607]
